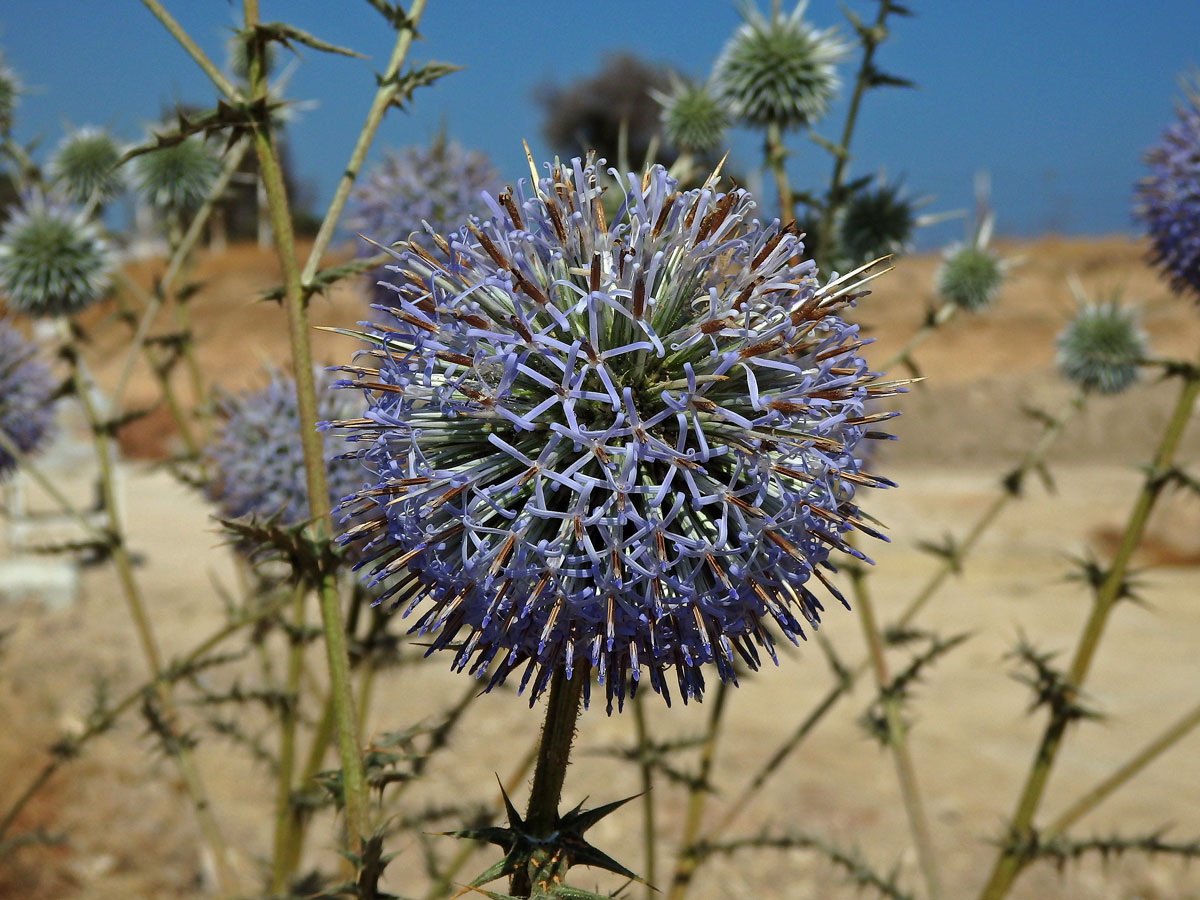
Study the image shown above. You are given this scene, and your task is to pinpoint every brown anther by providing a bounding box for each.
[589,252,601,294]
[432,233,452,257]
[592,191,606,233]
[751,232,785,269]
[700,318,729,335]
[499,189,524,231]
[488,533,516,577]
[546,201,567,241]
[738,338,784,359]
[468,223,510,269]
[357,381,407,395]
[633,275,646,318]
[508,315,533,342]
[436,351,474,367]
[814,339,869,362]
[696,190,737,244]
[691,397,716,412]
[652,193,677,238]
[733,280,759,311]
[428,484,468,511]
[726,494,765,517]
[768,400,808,414]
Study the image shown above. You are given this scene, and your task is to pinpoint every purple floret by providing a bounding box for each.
[0,320,57,479]
[331,158,900,712]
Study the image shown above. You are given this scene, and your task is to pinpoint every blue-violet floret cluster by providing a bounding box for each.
[331,158,899,710]
[0,320,58,479]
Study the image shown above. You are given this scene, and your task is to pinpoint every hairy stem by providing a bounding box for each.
[764,121,793,223]
[977,358,1200,900]
[269,581,310,895]
[852,567,942,900]
[631,691,657,900]
[138,0,240,102]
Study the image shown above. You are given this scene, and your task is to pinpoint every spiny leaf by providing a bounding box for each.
[864,63,916,90]
[249,22,366,59]
[381,61,464,111]
[362,0,417,31]
[260,253,388,303]
[1007,637,1102,723]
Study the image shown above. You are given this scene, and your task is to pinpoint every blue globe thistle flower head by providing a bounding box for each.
[345,137,499,307]
[206,367,365,529]
[332,156,900,712]
[0,319,58,480]
[0,192,116,318]
[712,0,847,131]
[1134,77,1200,300]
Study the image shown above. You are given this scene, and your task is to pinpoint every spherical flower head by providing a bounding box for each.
[0,320,58,480]
[49,127,126,205]
[839,182,916,265]
[0,193,115,317]
[1134,78,1200,299]
[713,0,847,131]
[131,134,221,210]
[206,368,365,528]
[935,243,1003,312]
[654,76,731,156]
[346,138,499,306]
[1056,299,1147,395]
[332,156,899,711]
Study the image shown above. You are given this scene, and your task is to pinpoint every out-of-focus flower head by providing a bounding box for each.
[1056,291,1147,395]
[0,319,58,480]
[0,52,19,136]
[131,133,222,210]
[935,213,1008,312]
[713,0,847,131]
[654,75,731,156]
[0,192,115,317]
[345,136,498,306]
[206,368,364,529]
[1134,75,1200,300]
[49,127,126,205]
[331,155,900,711]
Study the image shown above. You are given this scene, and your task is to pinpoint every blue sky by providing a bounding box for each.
[3,1,1199,249]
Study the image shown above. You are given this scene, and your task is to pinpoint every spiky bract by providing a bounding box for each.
[346,138,498,306]
[131,134,221,210]
[1134,78,1200,299]
[49,127,126,205]
[0,193,115,317]
[655,76,731,156]
[0,320,57,479]
[840,182,916,265]
[332,157,899,711]
[206,368,365,528]
[935,244,1003,312]
[1056,301,1146,395]
[713,0,846,131]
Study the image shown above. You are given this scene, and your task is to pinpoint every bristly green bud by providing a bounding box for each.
[0,53,20,136]
[1056,297,1147,395]
[49,127,126,205]
[713,0,847,131]
[131,134,221,210]
[0,193,115,317]
[654,75,731,155]
[936,244,1003,311]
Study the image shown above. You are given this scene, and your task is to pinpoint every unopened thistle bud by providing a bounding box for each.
[331,156,901,711]
[936,243,1005,312]
[655,76,731,156]
[49,127,126,205]
[131,134,221,210]
[1056,299,1147,395]
[0,193,115,317]
[713,0,847,131]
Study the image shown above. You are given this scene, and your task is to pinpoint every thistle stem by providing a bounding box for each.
[667,680,729,900]
[631,691,657,900]
[764,121,793,223]
[138,0,240,102]
[1043,699,1200,841]
[62,332,239,896]
[851,567,942,900]
[511,668,586,897]
[269,580,310,896]
[238,0,370,847]
[976,356,1200,900]
[300,0,428,286]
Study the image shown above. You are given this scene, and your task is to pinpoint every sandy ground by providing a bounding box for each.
[2,236,1200,899]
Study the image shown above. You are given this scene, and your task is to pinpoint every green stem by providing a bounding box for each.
[1043,699,1200,841]
[269,581,309,896]
[666,680,729,900]
[239,0,370,846]
[880,302,958,372]
[764,121,793,223]
[138,0,241,102]
[815,0,891,274]
[0,426,109,543]
[977,358,1200,900]
[511,669,587,897]
[851,567,942,900]
[300,0,428,286]
[631,691,657,900]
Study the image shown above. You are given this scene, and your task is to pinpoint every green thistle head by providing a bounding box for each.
[1056,298,1147,395]
[0,193,115,317]
[713,0,847,131]
[935,218,1007,313]
[654,75,731,155]
[839,181,917,265]
[131,134,221,210]
[49,127,126,205]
